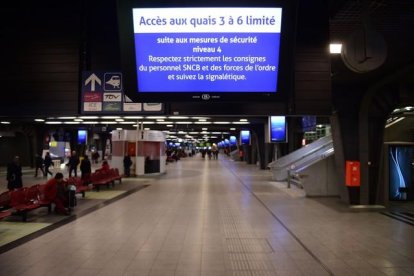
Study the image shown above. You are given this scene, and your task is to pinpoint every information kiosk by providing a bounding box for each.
[111,129,166,176]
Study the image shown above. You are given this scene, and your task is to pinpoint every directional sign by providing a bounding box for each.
[81,71,164,114]
[84,73,102,92]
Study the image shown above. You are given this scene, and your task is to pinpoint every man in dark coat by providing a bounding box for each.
[80,155,92,182]
[34,154,45,177]
[123,155,133,177]
[7,156,23,190]
[68,151,80,177]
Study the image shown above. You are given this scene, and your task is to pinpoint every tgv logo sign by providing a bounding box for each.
[103,93,122,102]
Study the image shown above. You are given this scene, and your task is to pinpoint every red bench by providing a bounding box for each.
[108,168,122,184]
[0,190,11,211]
[0,210,11,220]
[10,187,43,221]
[36,184,53,212]
[90,170,114,191]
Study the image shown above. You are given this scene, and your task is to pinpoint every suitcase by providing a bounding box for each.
[67,185,77,208]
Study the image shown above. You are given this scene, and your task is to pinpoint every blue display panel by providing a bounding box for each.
[389,146,414,201]
[78,130,87,145]
[240,130,251,145]
[127,7,283,101]
[269,116,287,143]
[302,116,316,132]
[229,136,237,145]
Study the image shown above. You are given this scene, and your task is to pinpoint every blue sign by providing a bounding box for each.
[240,130,251,145]
[269,116,287,143]
[78,130,87,144]
[229,136,237,145]
[132,8,282,93]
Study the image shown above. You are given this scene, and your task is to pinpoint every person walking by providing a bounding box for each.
[68,151,80,177]
[34,154,45,177]
[43,152,53,177]
[7,156,23,190]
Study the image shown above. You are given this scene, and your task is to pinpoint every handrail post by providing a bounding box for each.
[287,170,291,188]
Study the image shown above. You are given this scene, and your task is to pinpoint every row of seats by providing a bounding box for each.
[0,168,123,221]
[87,168,122,191]
[0,184,56,221]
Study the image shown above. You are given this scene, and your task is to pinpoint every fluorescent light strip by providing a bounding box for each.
[63,121,80,124]
[79,116,99,119]
[34,119,45,122]
[101,116,120,119]
[124,116,144,119]
[45,121,62,124]
[232,121,250,124]
[169,116,190,119]
[100,121,117,124]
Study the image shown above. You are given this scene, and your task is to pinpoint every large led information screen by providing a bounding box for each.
[127,7,283,101]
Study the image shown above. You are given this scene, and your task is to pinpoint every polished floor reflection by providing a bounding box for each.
[1,155,414,276]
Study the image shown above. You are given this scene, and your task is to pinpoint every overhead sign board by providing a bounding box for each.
[81,71,164,114]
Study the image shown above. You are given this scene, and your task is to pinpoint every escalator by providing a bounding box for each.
[268,135,334,181]
[268,135,338,196]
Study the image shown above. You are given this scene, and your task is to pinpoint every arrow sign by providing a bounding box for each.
[84,73,102,91]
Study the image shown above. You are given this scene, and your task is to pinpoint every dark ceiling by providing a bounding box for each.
[2,0,414,142]
[329,0,414,85]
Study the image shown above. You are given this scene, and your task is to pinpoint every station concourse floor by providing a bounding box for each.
[1,155,414,276]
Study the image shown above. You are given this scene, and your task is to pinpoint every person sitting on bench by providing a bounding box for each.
[44,173,70,215]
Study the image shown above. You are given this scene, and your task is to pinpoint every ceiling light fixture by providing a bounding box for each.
[329,43,342,54]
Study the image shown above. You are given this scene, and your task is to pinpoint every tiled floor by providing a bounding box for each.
[1,155,414,275]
